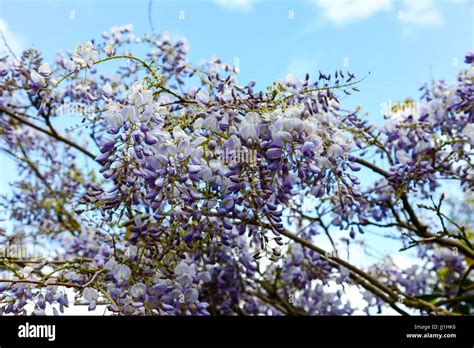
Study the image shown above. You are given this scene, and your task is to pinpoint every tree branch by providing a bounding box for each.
[1,106,97,161]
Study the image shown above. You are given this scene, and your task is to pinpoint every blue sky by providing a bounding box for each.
[0,0,473,258]
[1,0,472,105]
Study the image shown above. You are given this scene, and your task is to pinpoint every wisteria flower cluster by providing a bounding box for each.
[0,26,473,316]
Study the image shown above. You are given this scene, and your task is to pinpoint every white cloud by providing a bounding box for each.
[398,0,444,27]
[326,281,368,314]
[314,0,393,25]
[0,20,25,56]
[213,0,256,12]
[285,58,318,79]
[391,253,423,269]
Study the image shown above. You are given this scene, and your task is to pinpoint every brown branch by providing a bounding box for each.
[277,227,458,315]
[0,106,97,161]
[354,156,474,259]
[0,278,82,289]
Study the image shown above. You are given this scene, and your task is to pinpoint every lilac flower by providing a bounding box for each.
[131,283,147,299]
[37,63,51,76]
[104,44,115,57]
[462,123,474,145]
[195,89,210,104]
[113,264,132,282]
[30,70,46,85]
[465,52,474,64]
[71,41,99,69]
[266,148,282,159]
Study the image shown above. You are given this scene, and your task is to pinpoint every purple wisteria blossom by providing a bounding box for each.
[0,25,473,316]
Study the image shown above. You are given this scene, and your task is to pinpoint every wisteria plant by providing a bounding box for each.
[0,26,473,316]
